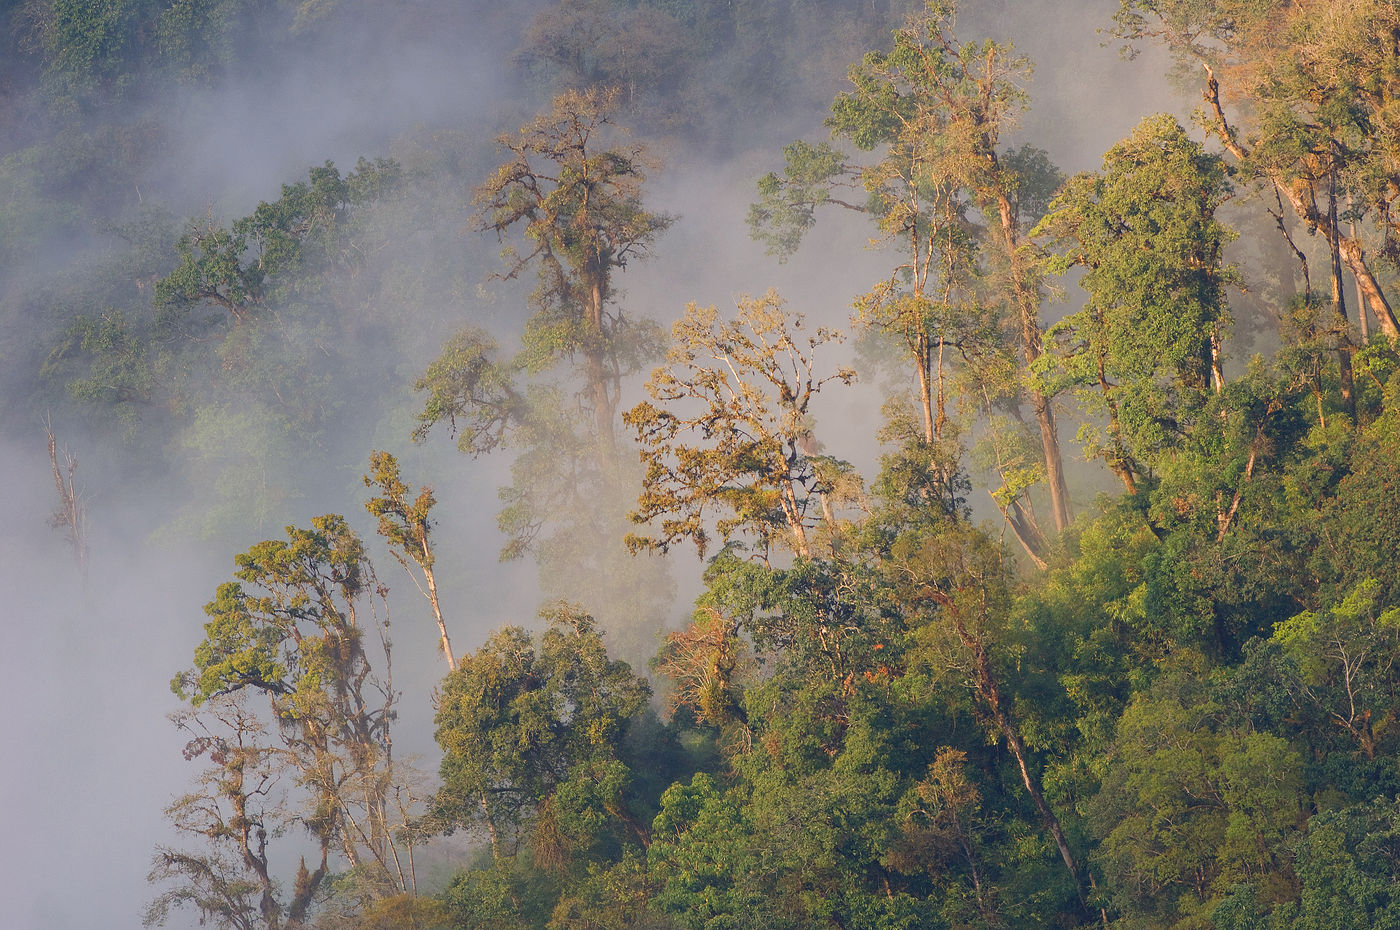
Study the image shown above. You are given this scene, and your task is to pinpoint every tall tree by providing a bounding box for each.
[893,519,1098,913]
[1036,114,1236,493]
[151,516,419,929]
[750,0,1075,546]
[414,89,676,663]
[471,86,673,452]
[430,605,653,865]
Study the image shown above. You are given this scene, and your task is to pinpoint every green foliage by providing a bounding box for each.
[432,605,653,860]
[1036,114,1235,487]
[1271,580,1400,760]
[412,328,524,455]
[177,513,375,706]
[364,450,437,572]
[471,87,671,423]
[20,0,267,111]
[1319,400,1400,605]
[747,140,852,261]
[1089,656,1305,928]
[156,158,401,325]
[441,853,560,930]
[154,515,416,929]
[1284,800,1400,930]
[88,3,1400,928]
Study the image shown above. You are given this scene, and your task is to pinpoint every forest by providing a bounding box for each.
[4,0,1400,928]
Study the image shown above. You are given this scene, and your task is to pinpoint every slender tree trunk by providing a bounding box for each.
[996,191,1072,533]
[917,342,936,444]
[481,791,501,863]
[1210,327,1226,393]
[1337,237,1399,338]
[421,562,456,672]
[586,268,617,453]
[1350,204,1370,344]
[1203,64,1399,340]
[1031,393,1072,533]
[988,490,1049,570]
[1328,178,1356,422]
[941,603,1088,905]
[783,482,812,559]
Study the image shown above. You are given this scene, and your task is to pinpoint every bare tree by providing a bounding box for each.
[45,418,87,572]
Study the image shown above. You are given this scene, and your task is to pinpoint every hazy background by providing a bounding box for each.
[0,2,1178,926]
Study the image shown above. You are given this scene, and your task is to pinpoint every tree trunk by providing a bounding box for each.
[945,607,1088,906]
[481,791,501,863]
[1337,237,1399,338]
[1032,393,1072,533]
[996,190,1072,533]
[586,269,617,453]
[1328,179,1356,423]
[421,562,456,672]
[917,341,936,444]
[988,490,1049,570]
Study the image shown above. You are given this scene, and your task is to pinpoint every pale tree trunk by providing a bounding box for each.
[996,190,1072,534]
[1210,328,1226,394]
[585,266,617,453]
[988,490,1050,571]
[1328,177,1357,422]
[783,482,812,559]
[481,791,501,863]
[917,341,936,444]
[1203,65,1399,340]
[420,560,456,672]
[1337,237,1399,338]
[1350,203,1370,344]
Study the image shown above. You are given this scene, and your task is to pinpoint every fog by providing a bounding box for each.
[0,2,1178,927]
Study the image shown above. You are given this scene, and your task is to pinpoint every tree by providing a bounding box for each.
[1271,580,1400,760]
[45,418,86,570]
[151,515,420,929]
[413,90,676,664]
[624,291,857,562]
[1112,0,1400,345]
[1089,657,1304,928]
[894,518,1097,913]
[1281,799,1400,930]
[470,86,672,451]
[364,450,455,672]
[750,0,1075,547]
[156,159,401,328]
[412,328,526,457]
[41,157,405,537]
[431,605,653,865]
[1036,113,1236,493]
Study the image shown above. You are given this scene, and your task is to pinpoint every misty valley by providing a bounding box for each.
[5,1,1400,929]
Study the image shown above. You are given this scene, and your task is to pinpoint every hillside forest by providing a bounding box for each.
[5,1,1400,928]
